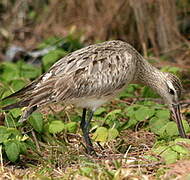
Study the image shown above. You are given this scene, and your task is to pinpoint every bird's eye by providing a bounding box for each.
[169,89,175,95]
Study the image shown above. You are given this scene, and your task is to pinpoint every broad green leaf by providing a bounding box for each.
[149,117,168,135]
[155,109,170,120]
[38,37,63,49]
[9,108,21,118]
[0,133,10,143]
[92,127,108,142]
[0,127,11,143]
[107,128,119,141]
[0,126,8,135]
[118,84,138,98]
[166,120,189,137]
[18,61,41,79]
[135,107,155,121]
[42,49,66,71]
[0,62,20,81]
[29,112,43,133]
[153,145,177,164]
[125,105,137,117]
[171,145,189,154]
[161,149,178,164]
[175,138,190,144]
[4,140,20,162]
[152,145,169,154]
[105,109,121,119]
[156,125,167,136]
[49,120,65,134]
[11,79,27,92]
[17,142,27,154]
[94,107,106,116]
[165,122,178,137]
[7,128,21,137]
[141,87,159,98]
[65,122,78,133]
[121,116,138,129]
[162,66,181,76]
[181,120,190,133]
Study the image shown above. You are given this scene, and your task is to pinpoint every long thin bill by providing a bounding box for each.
[172,104,187,138]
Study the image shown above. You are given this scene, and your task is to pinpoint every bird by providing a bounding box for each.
[2,40,187,155]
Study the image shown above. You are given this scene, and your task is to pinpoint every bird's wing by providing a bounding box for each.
[3,40,137,109]
[52,48,136,102]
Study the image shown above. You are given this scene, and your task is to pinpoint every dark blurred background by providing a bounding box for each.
[0,0,190,66]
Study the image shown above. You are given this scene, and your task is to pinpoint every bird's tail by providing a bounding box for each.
[1,77,42,111]
[2,80,38,101]
[2,99,30,110]
[1,84,38,122]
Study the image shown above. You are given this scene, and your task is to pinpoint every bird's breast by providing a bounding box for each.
[69,96,111,111]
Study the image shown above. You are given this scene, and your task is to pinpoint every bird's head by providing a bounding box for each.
[160,72,187,138]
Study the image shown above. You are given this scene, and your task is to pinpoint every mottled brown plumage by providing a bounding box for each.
[2,40,187,154]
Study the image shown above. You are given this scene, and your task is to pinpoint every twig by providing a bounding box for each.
[0,145,4,172]
[128,161,162,168]
[31,130,40,153]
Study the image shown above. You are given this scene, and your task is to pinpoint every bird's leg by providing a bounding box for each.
[80,108,96,155]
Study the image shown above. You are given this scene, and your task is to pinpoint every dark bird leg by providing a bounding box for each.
[80,108,96,155]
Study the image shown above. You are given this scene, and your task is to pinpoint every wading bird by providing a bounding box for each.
[2,40,187,155]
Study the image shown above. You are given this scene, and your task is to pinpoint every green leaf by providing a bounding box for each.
[155,109,170,120]
[65,122,78,133]
[0,127,10,143]
[0,62,20,81]
[162,149,178,164]
[175,138,190,144]
[0,133,10,143]
[149,117,168,135]
[181,120,190,133]
[107,128,119,141]
[156,125,167,136]
[135,107,155,121]
[42,49,66,71]
[94,107,106,116]
[105,109,121,119]
[18,61,41,79]
[7,128,21,137]
[165,122,178,137]
[11,79,27,92]
[29,112,43,133]
[166,120,189,137]
[4,140,20,162]
[118,84,137,98]
[18,142,27,154]
[9,108,21,118]
[126,105,136,117]
[171,145,189,154]
[92,127,108,142]
[48,120,65,134]
[121,115,138,129]
[141,87,159,98]
[0,126,8,135]
[153,145,177,164]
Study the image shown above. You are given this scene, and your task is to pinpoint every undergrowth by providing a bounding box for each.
[0,36,190,179]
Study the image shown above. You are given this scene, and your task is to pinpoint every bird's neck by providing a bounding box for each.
[135,57,165,94]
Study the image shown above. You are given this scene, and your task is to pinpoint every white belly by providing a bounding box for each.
[68,96,111,111]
